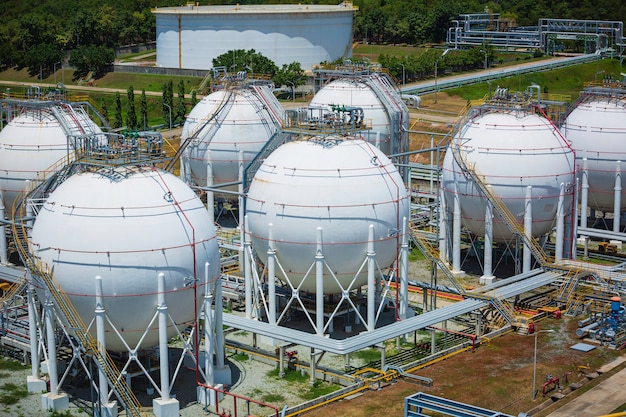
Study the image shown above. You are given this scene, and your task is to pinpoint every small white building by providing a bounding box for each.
[152,2,357,71]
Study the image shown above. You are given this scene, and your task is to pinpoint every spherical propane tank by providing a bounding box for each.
[309,76,405,155]
[441,110,575,241]
[181,87,284,194]
[245,137,409,294]
[561,98,626,212]
[0,109,101,215]
[30,166,220,351]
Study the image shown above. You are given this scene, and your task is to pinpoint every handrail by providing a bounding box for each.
[11,161,147,417]
[408,225,467,295]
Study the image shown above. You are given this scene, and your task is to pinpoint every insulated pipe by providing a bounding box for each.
[523,186,532,273]
[239,150,245,270]
[399,217,409,320]
[367,225,376,332]
[157,272,170,401]
[267,224,276,326]
[45,293,59,395]
[95,277,109,406]
[576,322,599,338]
[214,269,224,370]
[452,191,461,273]
[482,201,494,280]
[244,215,252,320]
[205,150,214,224]
[580,158,589,229]
[0,189,7,264]
[27,283,40,382]
[614,161,622,233]
[439,188,448,263]
[555,182,565,262]
[203,263,214,386]
[315,227,324,335]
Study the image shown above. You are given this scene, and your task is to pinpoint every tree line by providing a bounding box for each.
[2,0,624,79]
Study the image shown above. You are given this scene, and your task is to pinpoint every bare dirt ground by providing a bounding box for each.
[302,315,625,417]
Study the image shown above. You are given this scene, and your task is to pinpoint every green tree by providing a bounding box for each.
[140,89,148,130]
[126,85,137,130]
[113,92,123,129]
[176,79,186,124]
[272,62,307,99]
[100,98,109,123]
[212,49,278,77]
[191,90,198,109]
[162,81,174,126]
[69,44,114,78]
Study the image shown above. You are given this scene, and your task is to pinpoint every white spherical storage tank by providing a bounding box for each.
[29,166,220,352]
[561,98,626,212]
[309,77,406,156]
[181,87,284,193]
[0,109,101,215]
[153,3,356,70]
[441,110,576,241]
[245,137,409,294]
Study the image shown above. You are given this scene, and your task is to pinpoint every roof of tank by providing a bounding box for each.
[152,3,357,15]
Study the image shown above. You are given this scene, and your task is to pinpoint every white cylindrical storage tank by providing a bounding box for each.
[309,76,406,156]
[0,108,101,215]
[30,166,220,352]
[153,3,356,71]
[245,137,409,294]
[561,97,626,212]
[441,109,576,241]
[181,87,284,195]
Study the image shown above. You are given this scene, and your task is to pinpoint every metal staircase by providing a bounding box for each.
[11,161,146,417]
[408,225,467,295]
[447,136,551,266]
[165,90,234,173]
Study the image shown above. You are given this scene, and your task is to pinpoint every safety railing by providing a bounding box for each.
[408,224,466,295]
[11,168,146,417]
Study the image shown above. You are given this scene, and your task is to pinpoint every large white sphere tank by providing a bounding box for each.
[309,77,402,155]
[181,87,284,194]
[0,109,101,214]
[441,110,576,241]
[30,166,220,352]
[246,138,409,294]
[561,98,626,212]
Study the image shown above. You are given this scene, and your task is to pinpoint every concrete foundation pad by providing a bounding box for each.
[100,401,118,417]
[480,275,496,285]
[27,376,47,393]
[41,392,69,412]
[153,397,180,417]
[197,383,224,406]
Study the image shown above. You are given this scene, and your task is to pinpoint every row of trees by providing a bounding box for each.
[5,0,625,79]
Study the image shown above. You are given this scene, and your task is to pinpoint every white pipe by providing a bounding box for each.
[482,202,494,279]
[315,227,324,335]
[214,269,224,370]
[203,263,214,386]
[367,225,376,332]
[452,191,461,273]
[157,272,170,401]
[439,188,448,262]
[27,283,40,380]
[238,150,245,270]
[205,150,214,224]
[267,223,276,325]
[0,189,7,264]
[614,160,622,233]
[244,215,253,320]
[399,217,409,320]
[45,293,59,395]
[95,276,109,405]
[580,158,589,229]
[523,186,532,273]
[555,183,565,262]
